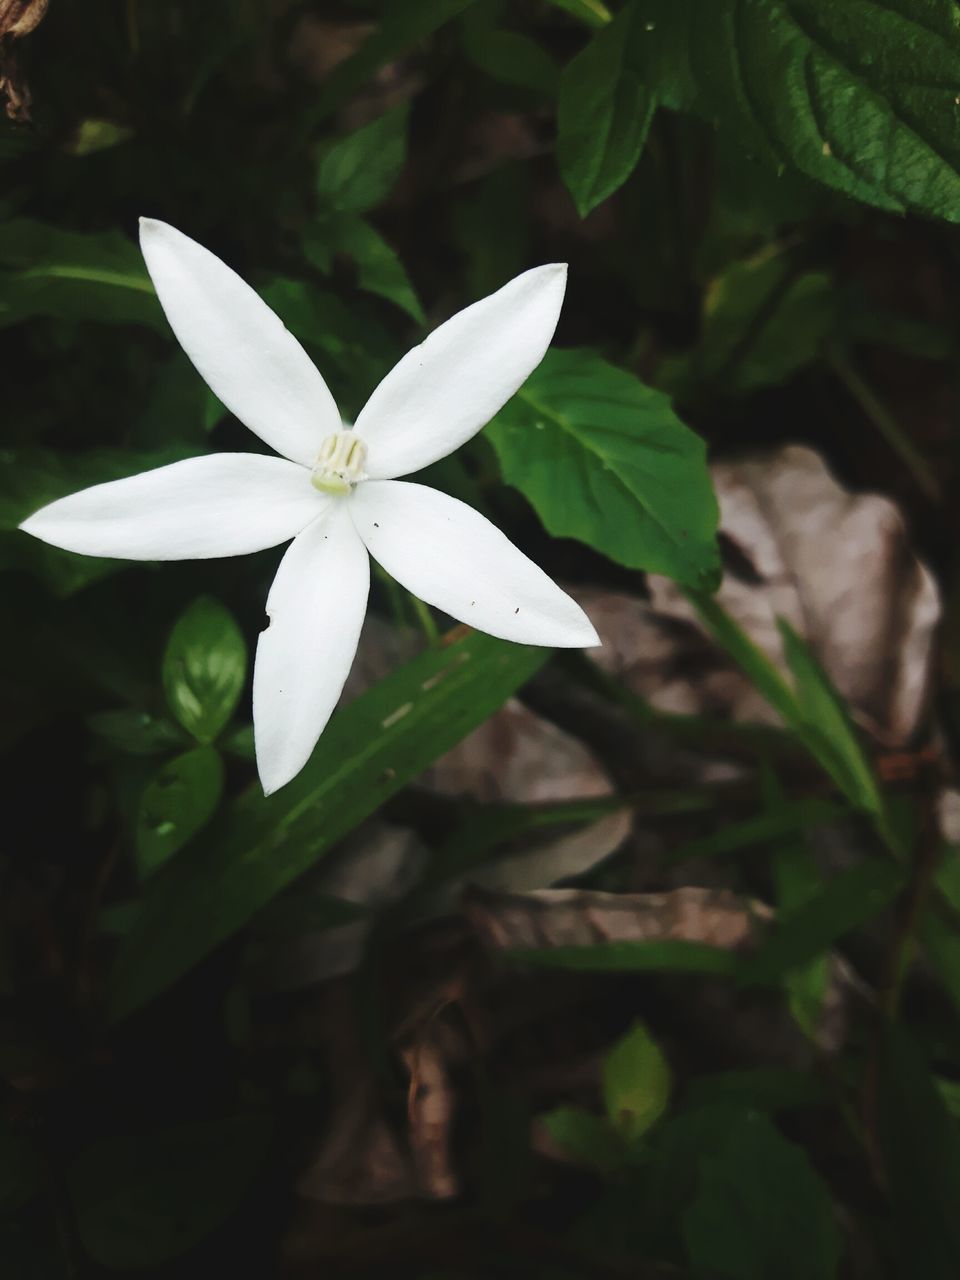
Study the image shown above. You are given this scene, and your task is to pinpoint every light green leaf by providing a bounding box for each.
[136,746,225,878]
[602,1022,671,1143]
[641,0,960,222]
[69,1116,272,1269]
[486,349,720,589]
[0,219,159,330]
[316,105,409,214]
[65,119,133,156]
[557,6,656,216]
[110,629,547,1018]
[162,596,247,745]
[682,1110,840,1280]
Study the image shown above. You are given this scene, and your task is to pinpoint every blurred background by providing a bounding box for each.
[3,2,960,1277]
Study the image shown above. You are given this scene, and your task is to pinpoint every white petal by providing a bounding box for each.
[253,503,369,795]
[354,264,567,480]
[350,481,598,648]
[20,454,326,560]
[139,218,341,466]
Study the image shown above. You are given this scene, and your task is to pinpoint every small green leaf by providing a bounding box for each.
[69,1116,272,1270]
[136,746,225,878]
[316,105,409,214]
[87,710,185,756]
[541,1106,626,1175]
[682,1111,840,1280]
[486,349,720,589]
[162,596,247,745]
[557,7,656,216]
[111,630,547,1018]
[602,1022,671,1143]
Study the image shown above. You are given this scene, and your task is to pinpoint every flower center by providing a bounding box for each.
[310,430,367,495]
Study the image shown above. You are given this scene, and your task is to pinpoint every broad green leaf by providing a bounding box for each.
[162,596,247,745]
[65,119,134,156]
[136,746,225,878]
[316,105,409,214]
[311,0,477,120]
[682,1111,840,1279]
[741,860,903,985]
[602,1022,671,1143]
[540,1106,626,1174]
[0,219,159,330]
[639,0,960,222]
[507,939,742,976]
[68,1116,272,1269]
[557,7,656,216]
[486,349,720,589]
[0,446,191,596]
[110,630,547,1018]
[878,1026,960,1279]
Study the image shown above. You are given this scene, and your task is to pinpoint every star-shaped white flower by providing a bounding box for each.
[21,219,599,794]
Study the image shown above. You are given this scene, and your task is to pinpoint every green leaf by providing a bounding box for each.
[486,349,720,589]
[778,619,886,823]
[685,1068,827,1113]
[602,1022,671,1143]
[162,596,247,745]
[110,630,547,1018]
[461,8,558,94]
[307,216,425,323]
[641,0,960,222]
[0,219,159,330]
[741,860,903,985]
[88,710,186,757]
[68,1116,272,1269]
[878,1026,960,1279]
[136,746,225,878]
[507,939,742,976]
[544,0,612,26]
[557,7,656,216]
[316,105,409,214]
[540,1106,626,1174]
[682,1110,840,1279]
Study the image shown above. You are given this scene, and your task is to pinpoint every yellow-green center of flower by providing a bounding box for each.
[310,431,368,495]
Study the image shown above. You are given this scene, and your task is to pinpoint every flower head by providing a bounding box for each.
[21,219,599,793]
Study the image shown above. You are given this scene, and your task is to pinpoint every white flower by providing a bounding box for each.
[21,219,600,794]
